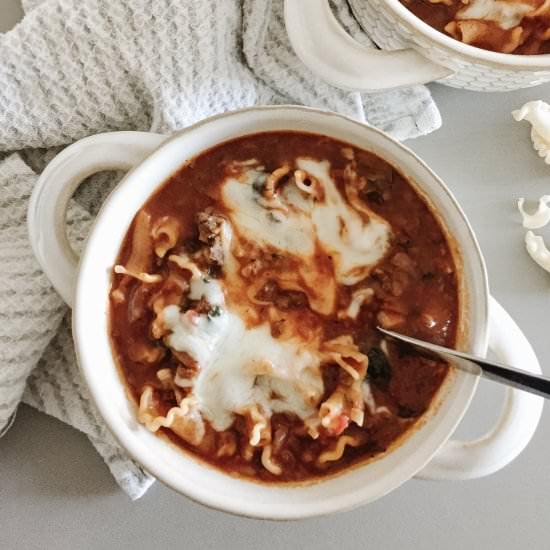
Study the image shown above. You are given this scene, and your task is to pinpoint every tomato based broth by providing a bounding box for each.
[109,131,458,482]
[400,0,550,55]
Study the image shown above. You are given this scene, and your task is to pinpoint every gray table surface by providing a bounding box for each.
[1,2,549,549]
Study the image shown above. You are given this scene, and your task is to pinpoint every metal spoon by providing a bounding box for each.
[377,327,550,399]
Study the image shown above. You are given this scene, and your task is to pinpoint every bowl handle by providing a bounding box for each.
[284,0,452,91]
[27,131,167,307]
[417,297,544,480]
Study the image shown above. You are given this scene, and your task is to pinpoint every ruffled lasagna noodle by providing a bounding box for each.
[109,132,457,482]
[401,0,550,54]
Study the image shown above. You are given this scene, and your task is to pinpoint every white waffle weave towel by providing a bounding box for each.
[0,0,440,500]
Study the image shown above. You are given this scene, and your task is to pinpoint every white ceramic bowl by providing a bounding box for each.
[28,106,543,519]
[285,0,550,92]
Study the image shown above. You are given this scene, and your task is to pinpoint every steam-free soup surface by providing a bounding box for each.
[109,132,458,482]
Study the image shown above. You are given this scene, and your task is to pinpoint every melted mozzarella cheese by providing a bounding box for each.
[297,159,391,285]
[163,302,323,431]
[457,0,534,29]
[161,268,324,430]
[188,275,224,304]
[163,304,228,367]
[221,173,315,257]
[194,314,323,430]
[162,271,226,366]
[160,158,392,432]
[221,158,391,286]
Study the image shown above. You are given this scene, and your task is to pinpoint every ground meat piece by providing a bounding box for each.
[192,297,212,315]
[255,280,308,310]
[240,248,290,279]
[196,207,224,242]
[270,320,285,339]
[195,208,226,268]
[274,290,308,310]
[206,243,223,263]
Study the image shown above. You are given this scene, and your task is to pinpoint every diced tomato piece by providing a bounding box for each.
[333,414,349,436]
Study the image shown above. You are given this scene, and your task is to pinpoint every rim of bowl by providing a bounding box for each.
[382,0,550,68]
[73,105,489,519]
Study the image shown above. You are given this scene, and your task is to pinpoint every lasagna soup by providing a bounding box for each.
[400,0,550,54]
[109,132,458,482]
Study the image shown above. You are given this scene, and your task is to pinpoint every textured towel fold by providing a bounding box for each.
[0,0,440,500]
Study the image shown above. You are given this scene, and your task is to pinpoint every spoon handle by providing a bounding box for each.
[472,358,550,399]
[378,327,550,400]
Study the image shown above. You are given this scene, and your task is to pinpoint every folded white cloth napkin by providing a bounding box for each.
[0,0,441,500]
